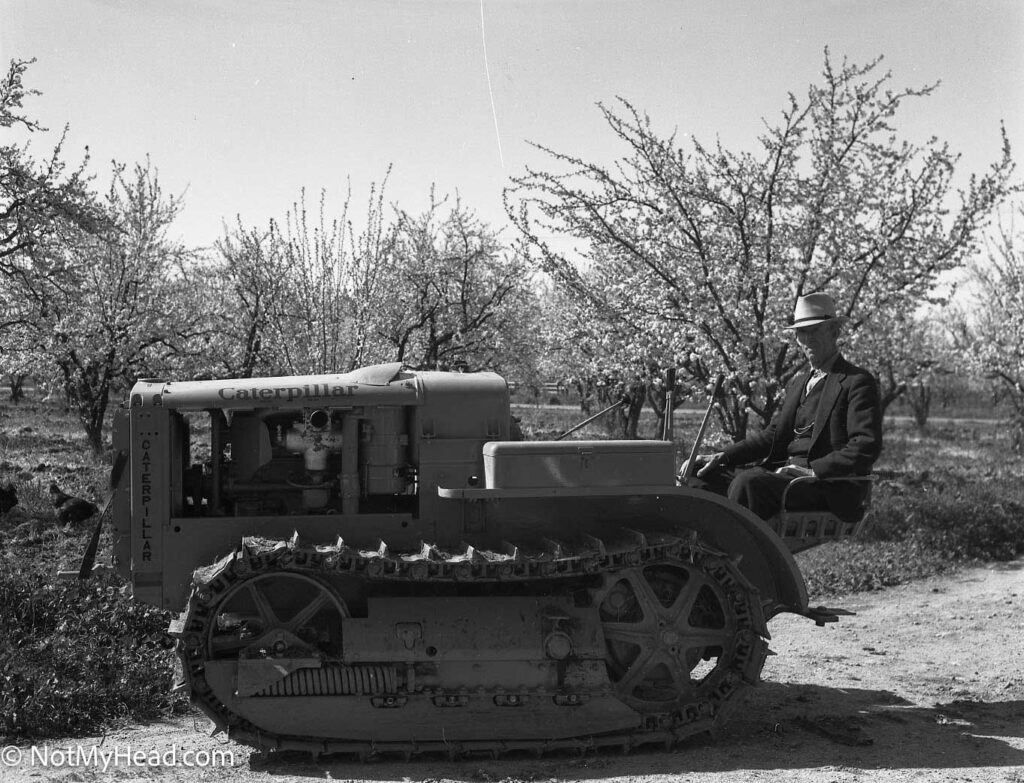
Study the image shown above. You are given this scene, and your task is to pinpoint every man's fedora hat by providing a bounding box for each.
[783,293,850,331]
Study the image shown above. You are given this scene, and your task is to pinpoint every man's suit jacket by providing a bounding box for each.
[721,355,883,514]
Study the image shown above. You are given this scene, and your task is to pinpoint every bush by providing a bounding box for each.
[798,441,1024,596]
[864,472,1024,561]
[0,564,186,740]
[799,539,952,596]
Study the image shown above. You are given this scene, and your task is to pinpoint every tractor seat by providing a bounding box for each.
[767,474,877,554]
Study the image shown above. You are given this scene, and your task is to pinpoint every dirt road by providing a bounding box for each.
[4,558,1022,783]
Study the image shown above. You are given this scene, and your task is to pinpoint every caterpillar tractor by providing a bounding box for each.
[103,362,860,758]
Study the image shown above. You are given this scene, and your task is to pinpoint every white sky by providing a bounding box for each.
[2,0,1022,250]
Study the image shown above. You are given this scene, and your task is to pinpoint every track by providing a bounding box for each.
[170,530,769,759]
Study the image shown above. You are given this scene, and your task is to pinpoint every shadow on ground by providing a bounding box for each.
[990,559,1024,572]
[251,681,1024,780]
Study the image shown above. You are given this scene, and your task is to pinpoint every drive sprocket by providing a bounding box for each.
[593,558,759,716]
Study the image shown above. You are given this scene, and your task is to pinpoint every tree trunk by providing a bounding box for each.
[907,383,931,430]
[878,376,907,415]
[573,378,594,414]
[77,388,109,454]
[1011,410,1024,454]
[82,409,106,454]
[63,361,110,455]
[610,378,646,439]
[7,373,26,403]
[719,392,750,442]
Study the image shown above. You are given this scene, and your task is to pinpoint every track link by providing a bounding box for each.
[170,530,769,759]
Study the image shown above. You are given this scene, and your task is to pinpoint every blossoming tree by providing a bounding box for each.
[508,52,1015,439]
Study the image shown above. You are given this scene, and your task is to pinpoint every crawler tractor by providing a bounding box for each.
[105,363,862,757]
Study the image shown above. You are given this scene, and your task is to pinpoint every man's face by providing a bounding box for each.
[793,320,840,367]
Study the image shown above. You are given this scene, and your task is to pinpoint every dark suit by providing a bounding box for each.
[718,355,882,520]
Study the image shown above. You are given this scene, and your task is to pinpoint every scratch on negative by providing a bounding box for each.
[480,0,504,168]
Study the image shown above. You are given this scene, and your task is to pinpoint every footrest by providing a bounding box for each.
[802,605,855,627]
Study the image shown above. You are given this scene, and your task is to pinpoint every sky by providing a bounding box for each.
[2,0,1022,251]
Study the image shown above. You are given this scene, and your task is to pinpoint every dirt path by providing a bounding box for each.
[4,558,1023,783]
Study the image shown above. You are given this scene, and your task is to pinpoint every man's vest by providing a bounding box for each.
[786,376,825,464]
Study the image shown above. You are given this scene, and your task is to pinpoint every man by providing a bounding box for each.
[686,293,882,521]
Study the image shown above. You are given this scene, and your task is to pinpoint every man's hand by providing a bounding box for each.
[774,463,815,478]
[680,452,726,479]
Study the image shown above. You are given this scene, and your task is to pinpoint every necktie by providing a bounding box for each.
[805,369,826,396]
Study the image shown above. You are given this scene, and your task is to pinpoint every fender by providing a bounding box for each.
[439,483,808,616]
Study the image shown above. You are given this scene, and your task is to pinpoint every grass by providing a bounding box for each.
[1,394,1022,741]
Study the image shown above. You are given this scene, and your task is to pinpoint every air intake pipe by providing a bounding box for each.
[285,409,344,509]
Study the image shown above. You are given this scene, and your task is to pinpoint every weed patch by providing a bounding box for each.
[0,543,187,740]
[0,397,184,741]
[865,472,1024,561]
[798,422,1024,597]
[798,539,953,596]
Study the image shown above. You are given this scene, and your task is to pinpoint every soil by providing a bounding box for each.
[4,558,1023,783]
